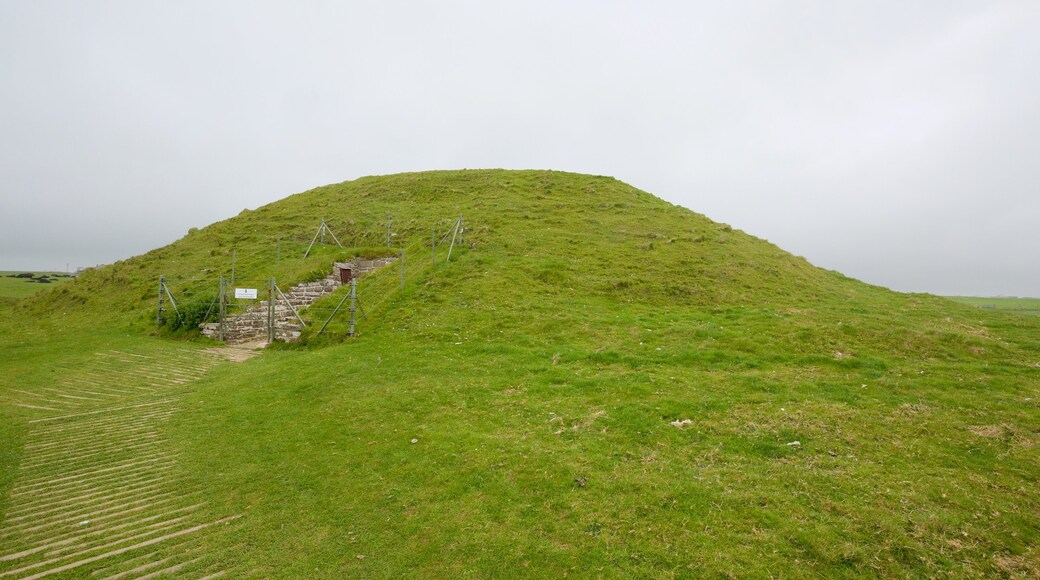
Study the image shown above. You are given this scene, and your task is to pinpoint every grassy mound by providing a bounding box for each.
[2,170,1039,576]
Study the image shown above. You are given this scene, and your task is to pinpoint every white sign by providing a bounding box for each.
[234,288,258,299]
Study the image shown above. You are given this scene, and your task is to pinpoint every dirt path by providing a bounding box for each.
[0,347,252,579]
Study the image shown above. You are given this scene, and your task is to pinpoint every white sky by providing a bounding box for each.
[2,1,1038,296]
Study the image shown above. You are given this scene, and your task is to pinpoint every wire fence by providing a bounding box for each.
[157,215,467,342]
[301,216,465,339]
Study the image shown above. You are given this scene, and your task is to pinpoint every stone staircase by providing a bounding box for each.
[200,257,396,344]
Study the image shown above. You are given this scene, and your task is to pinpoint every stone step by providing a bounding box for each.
[200,259,397,343]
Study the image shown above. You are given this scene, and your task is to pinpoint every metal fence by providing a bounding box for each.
[158,215,467,343]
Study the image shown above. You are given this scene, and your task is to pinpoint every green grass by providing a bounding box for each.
[2,170,1039,577]
[947,295,1040,316]
[0,271,73,299]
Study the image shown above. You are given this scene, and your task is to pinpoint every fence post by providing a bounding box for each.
[387,214,393,248]
[218,276,226,342]
[157,276,165,327]
[348,278,357,337]
[268,277,275,344]
[447,217,461,263]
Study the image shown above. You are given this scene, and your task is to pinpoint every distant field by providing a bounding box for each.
[947,295,1040,316]
[0,271,73,299]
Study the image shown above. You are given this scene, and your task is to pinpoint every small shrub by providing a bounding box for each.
[164,298,217,331]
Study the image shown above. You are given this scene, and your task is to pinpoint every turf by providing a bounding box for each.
[2,170,1039,577]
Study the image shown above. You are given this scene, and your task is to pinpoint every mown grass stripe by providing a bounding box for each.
[88,355,214,377]
[10,457,176,501]
[27,401,175,424]
[22,428,162,455]
[39,390,105,402]
[28,421,161,442]
[96,554,175,580]
[133,556,201,579]
[9,388,73,401]
[9,390,75,407]
[3,470,179,516]
[43,386,120,399]
[20,430,161,460]
[26,427,169,452]
[101,351,154,360]
[28,408,176,436]
[17,442,162,476]
[4,476,198,526]
[61,380,138,395]
[86,515,243,578]
[0,489,186,538]
[87,538,197,578]
[26,427,165,450]
[3,462,177,507]
[12,403,62,412]
[5,480,169,525]
[114,367,200,380]
[101,353,221,370]
[5,516,239,580]
[7,513,195,566]
[15,437,163,474]
[19,433,159,465]
[12,455,175,493]
[40,514,195,559]
[1,504,204,563]
[90,372,210,386]
[0,495,203,557]
[3,469,177,517]
[2,515,235,579]
[3,479,170,524]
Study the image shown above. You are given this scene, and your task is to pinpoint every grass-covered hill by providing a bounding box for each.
[2,170,1039,577]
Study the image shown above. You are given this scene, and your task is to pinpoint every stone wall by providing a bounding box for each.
[333,257,397,282]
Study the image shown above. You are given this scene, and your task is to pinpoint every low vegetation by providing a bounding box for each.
[1,170,1038,577]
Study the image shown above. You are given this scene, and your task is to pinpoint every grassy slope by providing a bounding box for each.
[3,170,1040,576]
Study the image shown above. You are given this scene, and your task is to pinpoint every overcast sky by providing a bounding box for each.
[2,1,1038,296]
